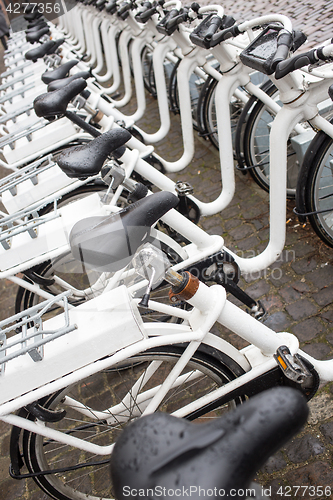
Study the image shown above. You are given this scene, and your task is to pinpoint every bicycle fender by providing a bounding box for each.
[202,333,251,373]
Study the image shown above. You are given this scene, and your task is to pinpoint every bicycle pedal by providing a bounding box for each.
[274,346,312,384]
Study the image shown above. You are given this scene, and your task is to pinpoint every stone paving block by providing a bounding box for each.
[245,280,271,299]
[285,298,318,320]
[322,310,333,324]
[228,223,254,241]
[224,218,242,231]
[313,284,333,307]
[285,434,326,463]
[279,284,301,303]
[284,461,333,493]
[291,280,311,293]
[292,317,324,342]
[308,265,333,289]
[319,421,333,445]
[260,294,285,313]
[236,235,260,251]
[291,257,318,275]
[263,311,292,332]
[269,271,291,287]
[301,342,332,360]
[260,452,287,474]
[292,241,316,258]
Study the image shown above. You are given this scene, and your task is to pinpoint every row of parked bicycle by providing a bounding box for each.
[0,1,332,499]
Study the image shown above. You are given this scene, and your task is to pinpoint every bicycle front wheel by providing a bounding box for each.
[304,130,333,247]
[241,85,303,198]
[201,77,244,150]
[22,344,246,500]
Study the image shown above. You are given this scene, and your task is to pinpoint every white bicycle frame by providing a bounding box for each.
[193,16,333,273]
[3,11,333,277]
[0,241,332,458]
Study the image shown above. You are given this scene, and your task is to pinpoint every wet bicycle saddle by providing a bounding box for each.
[56,128,132,178]
[33,78,88,118]
[25,21,49,34]
[25,27,50,44]
[25,40,58,62]
[41,60,80,84]
[110,387,308,500]
[47,72,92,92]
[70,191,179,272]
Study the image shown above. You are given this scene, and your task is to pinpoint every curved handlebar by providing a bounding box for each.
[163,0,181,9]
[193,13,293,61]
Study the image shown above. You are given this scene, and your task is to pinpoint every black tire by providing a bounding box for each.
[141,44,156,96]
[303,130,333,247]
[201,77,244,151]
[234,80,276,170]
[169,59,205,131]
[22,344,246,500]
[243,85,304,199]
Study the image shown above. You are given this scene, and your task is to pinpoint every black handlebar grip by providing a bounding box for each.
[96,0,107,10]
[166,10,188,30]
[275,49,318,79]
[105,0,118,13]
[136,6,157,23]
[203,16,222,43]
[164,8,180,26]
[210,24,240,47]
[117,2,132,17]
[270,31,293,71]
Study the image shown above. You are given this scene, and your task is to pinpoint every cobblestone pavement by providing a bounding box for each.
[0,2,333,499]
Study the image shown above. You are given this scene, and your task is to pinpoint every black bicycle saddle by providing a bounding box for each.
[70,191,179,272]
[26,21,48,33]
[56,128,131,178]
[42,60,80,84]
[24,11,43,22]
[44,39,65,55]
[47,72,91,92]
[110,387,308,500]
[25,41,57,62]
[34,78,87,118]
[26,27,50,44]
[27,17,47,29]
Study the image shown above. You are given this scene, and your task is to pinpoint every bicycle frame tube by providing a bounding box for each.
[0,273,306,455]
